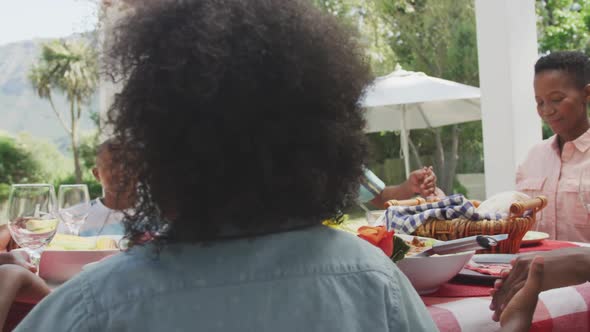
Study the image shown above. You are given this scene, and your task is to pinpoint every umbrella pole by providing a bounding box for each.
[401,107,411,178]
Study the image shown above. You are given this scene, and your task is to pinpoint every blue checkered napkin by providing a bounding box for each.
[385,194,507,234]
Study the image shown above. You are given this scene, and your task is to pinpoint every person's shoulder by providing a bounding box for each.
[76,247,147,281]
[286,225,401,278]
[17,250,149,331]
[14,271,93,331]
[59,247,153,311]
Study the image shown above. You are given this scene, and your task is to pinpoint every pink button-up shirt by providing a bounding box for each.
[516,128,590,242]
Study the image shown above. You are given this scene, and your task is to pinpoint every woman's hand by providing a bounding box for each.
[491,248,590,321]
[498,257,544,332]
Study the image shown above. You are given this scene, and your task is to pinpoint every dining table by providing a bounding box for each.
[3,239,590,332]
[423,239,590,332]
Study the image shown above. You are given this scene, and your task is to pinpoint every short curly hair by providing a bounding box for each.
[535,51,590,88]
[105,0,372,243]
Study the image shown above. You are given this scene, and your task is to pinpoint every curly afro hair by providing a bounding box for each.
[535,51,590,88]
[105,0,373,243]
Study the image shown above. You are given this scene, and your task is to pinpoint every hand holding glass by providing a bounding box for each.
[7,184,60,269]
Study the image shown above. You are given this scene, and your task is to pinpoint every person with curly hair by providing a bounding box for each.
[13,0,437,331]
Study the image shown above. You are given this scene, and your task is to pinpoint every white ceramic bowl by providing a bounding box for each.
[395,234,474,295]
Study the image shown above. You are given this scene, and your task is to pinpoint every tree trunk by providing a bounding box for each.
[48,95,72,135]
[70,100,82,183]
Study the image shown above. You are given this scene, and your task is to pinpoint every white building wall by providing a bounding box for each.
[475,0,542,197]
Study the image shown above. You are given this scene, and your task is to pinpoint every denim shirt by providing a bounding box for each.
[16,225,437,332]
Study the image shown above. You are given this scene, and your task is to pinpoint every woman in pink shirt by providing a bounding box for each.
[517,51,590,242]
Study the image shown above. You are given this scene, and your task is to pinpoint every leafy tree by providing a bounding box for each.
[77,110,102,172]
[0,134,44,205]
[16,133,72,183]
[537,0,590,53]
[311,0,483,194]
[0,136,41,185]
[312,0,397,75]
[28,39,99,183]
[373,0,480,193]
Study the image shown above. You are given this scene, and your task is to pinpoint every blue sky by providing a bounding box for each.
[0,0,98,46]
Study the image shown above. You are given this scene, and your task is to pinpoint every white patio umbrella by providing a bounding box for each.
[360,66,481,177]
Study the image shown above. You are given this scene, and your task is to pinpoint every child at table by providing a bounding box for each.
[57,138,135,236]
[0,138,137,329]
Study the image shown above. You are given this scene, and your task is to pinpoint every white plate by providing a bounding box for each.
[39,235,122,283]
[395,234,475,295]
[455,254,516,283]
[521,231,550,246]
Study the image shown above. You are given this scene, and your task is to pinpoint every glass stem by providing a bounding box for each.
[24,247,43,274]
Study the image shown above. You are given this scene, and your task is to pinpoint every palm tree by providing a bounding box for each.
[29,39,99,183]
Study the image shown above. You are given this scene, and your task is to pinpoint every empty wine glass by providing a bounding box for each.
[58,184,90,236]
[6,184,60,269]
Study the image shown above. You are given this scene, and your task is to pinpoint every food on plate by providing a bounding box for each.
[391,236,410,262]
[358,226,394,257]
[464,262,511,276]
[47,234,119,250]
[404,236,437,257]
[325,220,439,262]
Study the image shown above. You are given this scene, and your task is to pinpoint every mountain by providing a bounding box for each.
[0,35,98,152]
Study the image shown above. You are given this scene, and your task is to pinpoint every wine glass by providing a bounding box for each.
[57,184,90,236]
[6,184,60,269]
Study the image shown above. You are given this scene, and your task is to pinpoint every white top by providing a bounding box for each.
[58,198,125,236]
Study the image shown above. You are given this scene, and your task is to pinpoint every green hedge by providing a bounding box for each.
[0,183,10,203]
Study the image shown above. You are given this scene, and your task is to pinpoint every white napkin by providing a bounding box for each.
[476,191,530,215]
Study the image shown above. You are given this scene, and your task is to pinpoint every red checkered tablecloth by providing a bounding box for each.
[423,239,590,332]
[423,282,590,332]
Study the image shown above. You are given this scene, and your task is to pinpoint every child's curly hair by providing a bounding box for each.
[104,0,373,243]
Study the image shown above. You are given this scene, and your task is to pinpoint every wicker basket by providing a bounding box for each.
[384,196,548,254]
